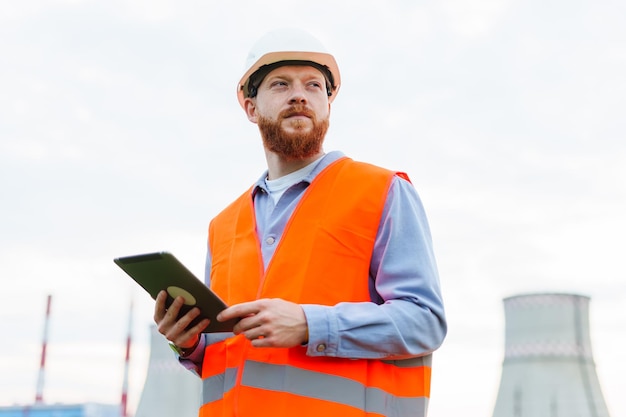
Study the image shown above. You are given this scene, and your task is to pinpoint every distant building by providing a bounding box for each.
[0,403,119,417]
[492,292,611,417]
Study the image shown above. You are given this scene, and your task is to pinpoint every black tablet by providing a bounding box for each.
[114,251,236,333]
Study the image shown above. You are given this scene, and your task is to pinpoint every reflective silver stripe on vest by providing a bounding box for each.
[202,357,431,415]
[240,361,428,416]
[202,367,238,404]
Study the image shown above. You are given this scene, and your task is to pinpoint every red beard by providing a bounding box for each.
[257,105,329,160]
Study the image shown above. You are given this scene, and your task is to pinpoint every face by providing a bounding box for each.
[244,65,331,160]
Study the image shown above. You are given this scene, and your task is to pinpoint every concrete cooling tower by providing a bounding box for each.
[134,325,202,417]
[492,293,610,417]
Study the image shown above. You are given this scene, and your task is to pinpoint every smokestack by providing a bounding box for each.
[35,294,52,404]
[121,299,133,417]
[492,292,610,417]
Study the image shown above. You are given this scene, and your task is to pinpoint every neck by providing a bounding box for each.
[264,149,325,180]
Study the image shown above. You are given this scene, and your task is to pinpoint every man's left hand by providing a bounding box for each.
[217,298,308,348]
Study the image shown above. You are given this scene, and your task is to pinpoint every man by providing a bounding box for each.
[154,28,446,417]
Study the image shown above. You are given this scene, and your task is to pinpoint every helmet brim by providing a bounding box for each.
[237,51,341,109]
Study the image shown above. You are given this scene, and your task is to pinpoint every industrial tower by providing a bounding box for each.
[134,325,201,417]
[492,293,610,417]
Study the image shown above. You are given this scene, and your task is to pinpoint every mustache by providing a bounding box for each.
[279,105,316,119]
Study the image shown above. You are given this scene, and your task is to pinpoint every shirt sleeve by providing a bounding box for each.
[178,334,207,376]
[302,176,447,359]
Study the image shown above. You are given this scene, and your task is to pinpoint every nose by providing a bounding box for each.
[288,82,307,104]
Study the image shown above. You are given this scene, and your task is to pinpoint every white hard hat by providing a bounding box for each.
[237,28,341,109]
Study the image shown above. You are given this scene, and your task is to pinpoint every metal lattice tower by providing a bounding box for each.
[492,293,610,417]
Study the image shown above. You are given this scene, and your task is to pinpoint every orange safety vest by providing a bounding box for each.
[203,157,432,417]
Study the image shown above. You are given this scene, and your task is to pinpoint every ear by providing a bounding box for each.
[244,98,258,124]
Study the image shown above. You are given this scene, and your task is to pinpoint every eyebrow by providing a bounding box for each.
[266,69,326,83]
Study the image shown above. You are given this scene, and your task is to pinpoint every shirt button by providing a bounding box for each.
[316,344,326,352]
[265,236,275,245]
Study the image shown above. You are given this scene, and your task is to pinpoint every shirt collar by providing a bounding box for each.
[251,151,346,198]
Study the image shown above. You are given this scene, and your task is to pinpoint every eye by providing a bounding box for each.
[270,80,288,88]
[307,81,323,89]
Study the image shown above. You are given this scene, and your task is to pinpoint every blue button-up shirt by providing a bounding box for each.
[182,151,446,372]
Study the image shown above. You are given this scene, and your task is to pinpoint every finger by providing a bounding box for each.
[157,296,191,338]
[232,313,263,335]
[186,317,211,336]
[164,307,200,341]
[171,317,209,348]
[251,337,270,348]
[153,290,168,322]
[218,300,260,322]
[241,323,267,342]
[164,295,186,321]
[169,305,201,332]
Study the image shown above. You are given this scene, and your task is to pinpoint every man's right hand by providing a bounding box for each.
[154,290,210,350]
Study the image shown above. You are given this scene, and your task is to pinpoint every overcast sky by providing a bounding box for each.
[1,1,624,416]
